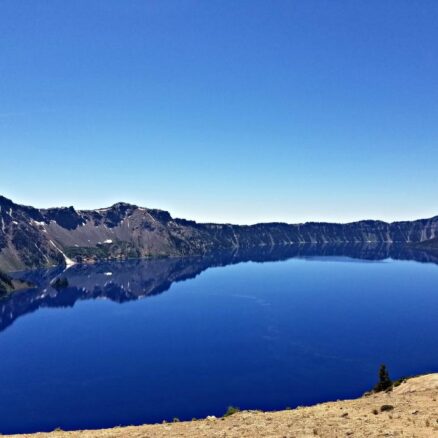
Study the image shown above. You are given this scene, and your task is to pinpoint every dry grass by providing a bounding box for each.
[6,374,438,437]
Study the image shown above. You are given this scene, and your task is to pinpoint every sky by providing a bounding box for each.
[1,0,437,224]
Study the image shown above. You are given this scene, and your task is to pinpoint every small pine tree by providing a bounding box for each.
[374,364,392,392]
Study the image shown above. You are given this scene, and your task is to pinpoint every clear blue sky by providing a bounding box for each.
[1,1,437,224]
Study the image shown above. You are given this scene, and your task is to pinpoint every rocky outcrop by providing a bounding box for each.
[1,195,438,272]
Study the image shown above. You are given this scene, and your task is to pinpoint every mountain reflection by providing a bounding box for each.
[2,243,438,333]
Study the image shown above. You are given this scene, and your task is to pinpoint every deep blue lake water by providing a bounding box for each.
[1,245,438,434]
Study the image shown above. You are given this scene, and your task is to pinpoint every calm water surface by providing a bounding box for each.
[1,247,438,433]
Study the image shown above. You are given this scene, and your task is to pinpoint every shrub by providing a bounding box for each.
[393,378,405,387]
[380,404,394,412]
[223,406,240,417]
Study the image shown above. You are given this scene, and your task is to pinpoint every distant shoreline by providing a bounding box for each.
[1,194,438,272]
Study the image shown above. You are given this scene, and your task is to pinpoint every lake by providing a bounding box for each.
[1,245,438,434]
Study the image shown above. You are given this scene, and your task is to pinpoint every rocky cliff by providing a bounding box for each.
[1,195,438,272]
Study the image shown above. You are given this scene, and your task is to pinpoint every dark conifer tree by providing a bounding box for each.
[374,364,392,392]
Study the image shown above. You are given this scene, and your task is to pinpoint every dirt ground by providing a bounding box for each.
[7,374,438,438]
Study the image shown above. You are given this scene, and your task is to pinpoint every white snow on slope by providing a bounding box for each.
[49,240,76,267]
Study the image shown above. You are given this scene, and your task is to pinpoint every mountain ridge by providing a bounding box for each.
[1,195,437,272]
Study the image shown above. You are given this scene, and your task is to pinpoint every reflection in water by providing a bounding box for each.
[2,243,438,333]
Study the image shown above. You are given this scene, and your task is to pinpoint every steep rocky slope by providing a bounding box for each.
[1,195,438,271]
[414,237,438,250]
[7,374,438,437]
[0,269,14,295]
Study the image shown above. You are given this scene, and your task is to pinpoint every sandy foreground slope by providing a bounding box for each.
[7,374,438,438]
